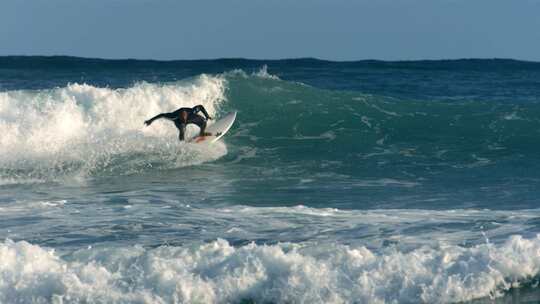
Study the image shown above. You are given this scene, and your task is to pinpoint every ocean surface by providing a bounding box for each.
[1,56,540,303]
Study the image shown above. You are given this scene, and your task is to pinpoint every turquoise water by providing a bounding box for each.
[1,57,540,303]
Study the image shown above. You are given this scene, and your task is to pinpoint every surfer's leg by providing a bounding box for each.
[174,121,186,141]
[179,128,185,141]
[191,115,211,136]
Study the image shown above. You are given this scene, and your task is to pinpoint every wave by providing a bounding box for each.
[0,75,227,183]
[228,74,540,150]
[216,205,539,246]
[1,234,540,303]
[222,71,540,176]
[3,67,540,185]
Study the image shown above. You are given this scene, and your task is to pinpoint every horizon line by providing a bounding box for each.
[1,54,540,64]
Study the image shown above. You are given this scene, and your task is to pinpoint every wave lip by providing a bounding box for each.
[1,235,540,303]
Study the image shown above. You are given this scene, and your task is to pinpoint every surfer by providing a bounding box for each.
[144,105,213,141]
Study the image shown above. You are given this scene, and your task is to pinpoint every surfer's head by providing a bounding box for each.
[180,111,188,123]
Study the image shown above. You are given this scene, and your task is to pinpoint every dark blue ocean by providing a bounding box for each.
[1,56,540,303]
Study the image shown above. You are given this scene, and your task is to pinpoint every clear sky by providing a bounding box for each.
[1,0,539,61]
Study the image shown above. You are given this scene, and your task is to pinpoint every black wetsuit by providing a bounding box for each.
[145,105,211,141]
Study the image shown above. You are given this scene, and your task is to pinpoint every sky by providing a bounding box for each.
[1,0,540,61]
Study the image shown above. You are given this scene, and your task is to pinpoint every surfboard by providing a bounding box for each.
[190,111,237,144]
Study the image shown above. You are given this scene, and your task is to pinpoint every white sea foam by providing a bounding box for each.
[502,111,524,121]
[209,205,540,253]
[0,75,227,183]
[224,66,281,80]
[1,235,540,303]
[353,178,420,188]
[253,65,281,80]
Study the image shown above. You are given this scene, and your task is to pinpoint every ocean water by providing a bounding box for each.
[1,56,540,303]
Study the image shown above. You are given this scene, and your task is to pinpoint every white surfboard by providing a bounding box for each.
[190,111,237,144]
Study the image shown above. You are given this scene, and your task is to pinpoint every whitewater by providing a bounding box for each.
[1,56,540,303]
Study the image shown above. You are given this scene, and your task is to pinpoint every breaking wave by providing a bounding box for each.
[0,75,227,183]
[2,235,540,303]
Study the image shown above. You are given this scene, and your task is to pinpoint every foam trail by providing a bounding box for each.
[0,75,227,183]
[1,236,540,303]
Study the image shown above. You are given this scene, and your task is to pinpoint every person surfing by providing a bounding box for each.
[144,105,214,141]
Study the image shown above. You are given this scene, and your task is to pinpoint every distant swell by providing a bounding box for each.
[2,235,540,303]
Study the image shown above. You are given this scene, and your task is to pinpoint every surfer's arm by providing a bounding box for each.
[193,105,212,120]
[144,112,177,126]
